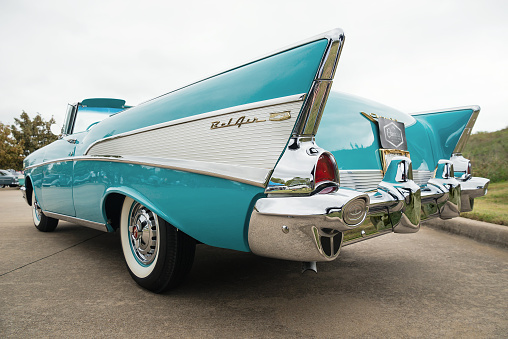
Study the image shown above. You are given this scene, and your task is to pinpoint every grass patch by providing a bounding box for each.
[344,182,507,242]
[461,181,508,226]
[462,127,508,182]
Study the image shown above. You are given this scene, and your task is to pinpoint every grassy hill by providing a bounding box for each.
[461,127,508,182]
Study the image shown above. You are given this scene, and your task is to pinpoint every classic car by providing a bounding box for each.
[22,28,489,293]
[0,169,20,187]
[17,172,25,187]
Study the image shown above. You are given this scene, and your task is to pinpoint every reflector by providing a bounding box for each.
[315,153,337,184]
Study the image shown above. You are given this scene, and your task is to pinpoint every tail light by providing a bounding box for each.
[467,161,472,176]
[315,153,338,194]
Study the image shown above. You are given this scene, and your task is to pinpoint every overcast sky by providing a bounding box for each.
[0,0,506,133]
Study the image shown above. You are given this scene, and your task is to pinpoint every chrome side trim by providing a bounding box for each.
[25,157,74,170]
[87,99,303,180]
[453,107,480,153]
[25,156,269,187]
[44,212,108,232]
[84,93,305,155]
[293,31,345,137]
[265,31,345,195]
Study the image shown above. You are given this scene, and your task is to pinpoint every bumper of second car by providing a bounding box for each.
[248,158,489,262]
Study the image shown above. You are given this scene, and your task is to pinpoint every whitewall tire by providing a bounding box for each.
[120,197,196,293]
[32,193,58,232]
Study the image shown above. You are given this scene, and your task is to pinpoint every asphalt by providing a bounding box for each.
[1,187,507,338]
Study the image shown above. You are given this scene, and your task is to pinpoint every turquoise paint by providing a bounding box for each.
[316,92,472,175]
[23,38,328,253]
[81,98,127,108]
[412,109,473,161]
[316,92,415,170]
[73,160,264,252]
[77,39,328,154]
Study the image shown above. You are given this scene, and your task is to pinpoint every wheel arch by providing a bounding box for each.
[24,175,34,206]
[101,187,185,234]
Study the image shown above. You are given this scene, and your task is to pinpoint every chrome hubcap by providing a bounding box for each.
[33,199,42,222]
[129,203,158,265]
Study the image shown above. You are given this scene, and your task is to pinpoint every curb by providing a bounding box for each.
[422,217,508,249]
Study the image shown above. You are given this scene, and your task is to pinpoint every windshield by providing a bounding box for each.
[73,106,124,133]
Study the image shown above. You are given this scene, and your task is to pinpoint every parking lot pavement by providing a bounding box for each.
[1,187,508,338]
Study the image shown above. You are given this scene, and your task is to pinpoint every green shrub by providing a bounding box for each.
[462,127,508,182]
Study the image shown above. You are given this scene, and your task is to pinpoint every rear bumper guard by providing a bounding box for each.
[247,157,489,262]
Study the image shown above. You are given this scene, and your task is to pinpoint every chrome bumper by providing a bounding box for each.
[248,157,489,262]
[249,189,369,262]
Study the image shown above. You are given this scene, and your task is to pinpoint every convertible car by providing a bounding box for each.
[22,28,489,293]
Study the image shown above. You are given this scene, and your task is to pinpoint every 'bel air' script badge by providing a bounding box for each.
[210,116,266,129]
[210,111,291,130]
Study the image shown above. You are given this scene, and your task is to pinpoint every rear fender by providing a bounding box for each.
[102,187,183,234]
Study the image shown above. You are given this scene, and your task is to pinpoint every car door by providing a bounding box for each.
[40,136,78,216]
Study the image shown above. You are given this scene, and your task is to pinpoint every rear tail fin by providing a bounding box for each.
[411,106,480,159]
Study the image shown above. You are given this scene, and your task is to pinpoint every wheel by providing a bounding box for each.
[0,184,5,188]
[32,193,59,232]
[120,197,196,293]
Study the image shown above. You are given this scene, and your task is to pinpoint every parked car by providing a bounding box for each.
[17,172,25,187]
[22,28,489,293]
[0,169,19,187]
[5,169,25,186]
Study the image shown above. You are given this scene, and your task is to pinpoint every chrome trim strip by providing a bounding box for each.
[44,212,107,232]
[300,80,333,135]
[294,30,345,137]
[85,93,306,155]
[25,157,74,170]
[25,156,268,187]
[453,107,480,153]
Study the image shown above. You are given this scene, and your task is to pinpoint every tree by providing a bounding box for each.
[0,122,24,170]
[11,111,58,157]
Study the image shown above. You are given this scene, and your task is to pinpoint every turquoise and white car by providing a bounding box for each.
[22,29,489,293]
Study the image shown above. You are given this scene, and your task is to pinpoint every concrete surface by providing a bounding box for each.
[423,217,508,249]
[1,187,507,338]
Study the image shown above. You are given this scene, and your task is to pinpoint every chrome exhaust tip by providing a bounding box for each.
[302,261,317,273]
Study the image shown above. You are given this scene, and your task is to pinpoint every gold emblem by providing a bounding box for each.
[269,111,291,121]
[210,116,266,129]
[360,112,398,123]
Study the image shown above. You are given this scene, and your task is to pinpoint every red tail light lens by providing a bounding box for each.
[315,153,337,184]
